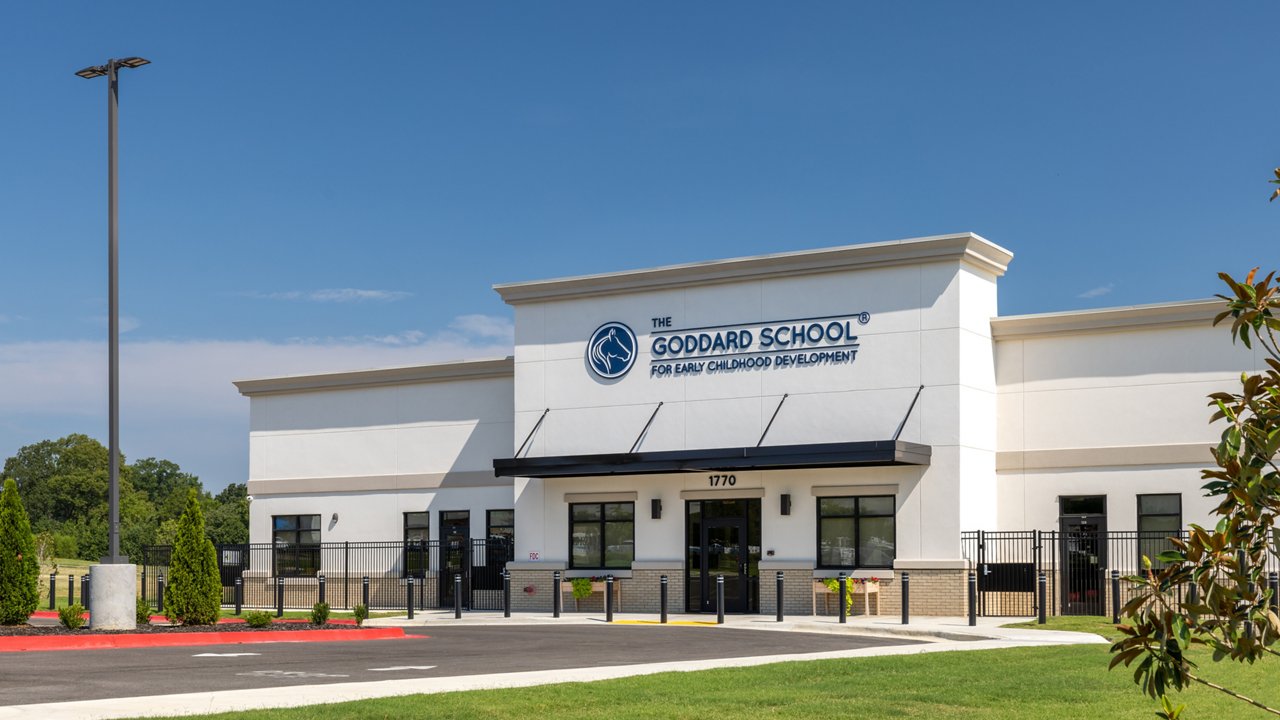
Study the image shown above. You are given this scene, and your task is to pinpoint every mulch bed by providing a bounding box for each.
[0,622,365,637]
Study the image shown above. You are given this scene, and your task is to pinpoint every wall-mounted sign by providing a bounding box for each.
[587,321,638,379]
[649,312,869,377]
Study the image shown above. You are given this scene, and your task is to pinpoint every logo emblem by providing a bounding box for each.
[587,322,637,379]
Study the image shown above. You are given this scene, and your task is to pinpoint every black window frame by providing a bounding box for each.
[1137,493,1182,568]
[815,495,896,570]
[568,502,635,570]
[486,509,515,544]
[403,511,430,578]
[271,514,321,577]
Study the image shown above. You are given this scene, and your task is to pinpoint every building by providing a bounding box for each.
[234,233,1260,616]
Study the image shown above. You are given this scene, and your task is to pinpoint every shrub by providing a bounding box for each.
[244,610,272,628]
[570,577,594,601]
[353,604,369,626]
[58,603,86,629]
[52,533,78,560]
[310,602,330,626]
[165,489,221,625]
[136,597,152,625]
[0,478,40,625]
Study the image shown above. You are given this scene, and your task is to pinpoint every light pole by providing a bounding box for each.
[76,57,148,629]
[75,57,148,566]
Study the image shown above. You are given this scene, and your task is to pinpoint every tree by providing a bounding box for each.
[205,483,249,545]
[164,489,221,625]
[1111,268,1280,718]
[0,478,40,625]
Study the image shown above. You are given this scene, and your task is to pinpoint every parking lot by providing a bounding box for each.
[0,624,920,707]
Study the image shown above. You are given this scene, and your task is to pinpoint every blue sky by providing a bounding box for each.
[1,2,1277,490]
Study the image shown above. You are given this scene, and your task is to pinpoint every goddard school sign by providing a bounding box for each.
[639,312,870,379]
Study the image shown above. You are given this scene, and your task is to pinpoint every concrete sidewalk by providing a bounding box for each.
[366,610,1110,646]
[0,614,1107,720]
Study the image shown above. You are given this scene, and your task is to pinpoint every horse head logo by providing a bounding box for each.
[587,322,636,379]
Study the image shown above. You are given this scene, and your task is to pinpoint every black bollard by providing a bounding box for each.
[901,571,911,625]
[141,566,147,603]
[1111,570,1121,624]
[82,575,90,612]
[660,575,668,624]
[716,575,725,625]
[276,576,285,618]
[156,575,165,614]
[553,570,561,618]
[1037,572,1047,625]
[234,577,243,615]
[968,571,977,626]
[362,575,370,609]
[49,573,56,610]
[1270,572,1279,611]
[319,574,326,606]
[68,574,75,606]
[503,570,511,618]
[605,575,614,623]
[776,572,784,623]
[407,577,415,620]
[454,574,462,619]
[838,573,847,624]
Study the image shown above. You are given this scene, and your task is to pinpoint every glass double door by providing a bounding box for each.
[687,499,761,613]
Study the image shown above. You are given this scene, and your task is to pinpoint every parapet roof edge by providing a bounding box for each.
[493,232,1013,305]
[991,298,1222,340]
[233,356,514,397]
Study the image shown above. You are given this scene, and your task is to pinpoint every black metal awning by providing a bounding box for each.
[493,439,930,479]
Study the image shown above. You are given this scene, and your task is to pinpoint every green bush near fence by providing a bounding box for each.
[0,478,40,625]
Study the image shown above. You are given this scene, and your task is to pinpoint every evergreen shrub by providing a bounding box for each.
[244,610,272,628]
[0,478,40,624]
[165,490,221,625]
[310,602,330,626]
[58,603,86,629]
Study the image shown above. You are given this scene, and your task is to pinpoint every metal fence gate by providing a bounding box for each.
[141,538,513,612]
[962,530,1208,617]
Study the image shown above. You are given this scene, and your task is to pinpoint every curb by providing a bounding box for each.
[28,611,357,626]
[0,627,408,653]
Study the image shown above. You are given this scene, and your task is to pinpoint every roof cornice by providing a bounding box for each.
[991,299,1222,340]
[493,233,1013,305]
[233,356,514,397]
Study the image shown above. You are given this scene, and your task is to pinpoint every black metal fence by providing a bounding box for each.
[140,538,512,612]
[958,530,1274,617]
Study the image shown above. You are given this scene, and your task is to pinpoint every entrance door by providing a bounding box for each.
[686,499,761,613]
[440,511,470,608]
[703,517,748,613]
[1059,496,1107,616]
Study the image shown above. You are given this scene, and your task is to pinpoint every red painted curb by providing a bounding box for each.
[29,611,357,625]
[0,627,407,653]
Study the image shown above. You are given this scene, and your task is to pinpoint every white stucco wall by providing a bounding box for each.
[994,315,1265,531]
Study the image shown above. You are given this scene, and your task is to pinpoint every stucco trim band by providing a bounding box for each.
[996,443,1213,471]
[809,484,898,497]
[234,356,514,396]
[990,299,1220,340]
[679,488,767,500]
[247,470,503,496]
[563,492,639,503]
[494,233,1012,304]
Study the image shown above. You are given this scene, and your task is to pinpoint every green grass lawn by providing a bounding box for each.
[138,616,1280,720]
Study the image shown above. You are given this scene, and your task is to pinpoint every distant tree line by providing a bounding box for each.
[1,434,247,562]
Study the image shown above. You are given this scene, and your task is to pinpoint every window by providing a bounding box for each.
[1138,494,1182,567]
[487,509,514,544]
[272,514,321,576]
[569,502,634,569]
[817,496,895,569]
[403,512,430,578]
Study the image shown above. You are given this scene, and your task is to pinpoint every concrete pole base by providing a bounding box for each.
[89,563,137,630]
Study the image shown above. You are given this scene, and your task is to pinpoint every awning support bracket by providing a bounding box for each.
[516,407,550,458]
[757,393,789,447]
[629,402,664,453]
[892,385,925,441]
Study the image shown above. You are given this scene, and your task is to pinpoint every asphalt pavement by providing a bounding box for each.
[0,624,918,706]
